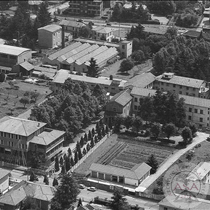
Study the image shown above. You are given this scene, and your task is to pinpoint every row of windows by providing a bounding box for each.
[179,91,195,96]
[160,82,197,90]
[188,116,204,122]
[0,132,21,139]
[0,54,17,60]
[188,108,204,114]
[0,140,26,149]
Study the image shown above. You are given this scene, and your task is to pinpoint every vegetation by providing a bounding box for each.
[181,126,192,145]
[19,97,30,108]
[20,196,41,210]
[119,59,134,74]
[163,123,177,140]
[150,123,161,139]
[30,79,106,142]
[147,154,159,174]
[87,58,100,78]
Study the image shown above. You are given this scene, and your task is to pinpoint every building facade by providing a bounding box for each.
[68,0,103,17]
[0,116,65,166]
[38,25,62,49]
[92,26,117,42]
[0,169,10,195]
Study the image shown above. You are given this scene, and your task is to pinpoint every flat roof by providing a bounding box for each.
[131,87,156,97]
[0,44,30,56]
[90,162,151,180]
[38,24,61,33]
[29,129,65,146]
[0,116,46,136]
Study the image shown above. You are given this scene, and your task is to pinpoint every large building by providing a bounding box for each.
[90,162,151,186]
[0,45,31,74]
[38,24,62,49]
[0,116,65,166]
[68,0,103,17]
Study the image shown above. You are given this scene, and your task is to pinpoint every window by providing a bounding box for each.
[186,92,188,95]
[188,116,191,120]
[195,109,197,113]
[187,87,189,90]
[134,98,137,102]
[122,45,125,49]
[180,85,182,89]
[0,54,7,58]
[164,208,168,210]
[3,133,6,137]
[189,108,192,112]
[173,84,176,88]
[200,118,203,122]
[113,108,116,112]
[200,110,203,114]
[193,88,195,91]
[1,140,3,145]
[134,105,138,110]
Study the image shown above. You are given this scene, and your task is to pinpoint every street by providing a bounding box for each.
[79,188,159,210]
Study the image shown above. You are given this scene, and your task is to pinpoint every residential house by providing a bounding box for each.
[0,116,65,166]
[0,44,31,74]
[19,61,34,76]
[89,162,151,186]
[68,0,103,17]
[0,169,10,195]
[104,89,132,126]
[0,180,55,210]
[154,72,209,98]
[59,19,85,38]
[38,24,62,49]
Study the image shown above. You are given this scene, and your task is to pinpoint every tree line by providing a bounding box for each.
[30,79,107,142]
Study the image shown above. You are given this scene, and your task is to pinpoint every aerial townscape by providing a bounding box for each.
[2,0,210,210]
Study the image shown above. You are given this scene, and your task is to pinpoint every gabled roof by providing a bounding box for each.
[29,129,65,146]
[125,73,156,88]
[179,95,210,108]
[38,24,62,33]
[131,87,156,97]
[19,61,34,71]
[0,181,56,206]
[0,44,30,56]
[90,162,151,180]
[59,19,85,28]
[0,116,46,136]
[0,169,10,181]
[110,89,132,106]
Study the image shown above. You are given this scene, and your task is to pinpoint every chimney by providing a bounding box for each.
[61,25,65,49]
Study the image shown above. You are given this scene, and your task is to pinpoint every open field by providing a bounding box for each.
[74,134,175,175]
[0,80,50,119]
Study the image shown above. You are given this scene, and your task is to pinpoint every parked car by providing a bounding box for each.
[77,19,84,23]
[87,187,96,192]
[79,184,86,189]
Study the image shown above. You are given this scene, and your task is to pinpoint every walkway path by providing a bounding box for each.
[136,132,209,192]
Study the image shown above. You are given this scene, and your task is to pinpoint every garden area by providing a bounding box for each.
[0,80,50,118]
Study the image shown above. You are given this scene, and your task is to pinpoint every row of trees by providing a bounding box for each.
[30,79,107,142]
[153,36,210,81]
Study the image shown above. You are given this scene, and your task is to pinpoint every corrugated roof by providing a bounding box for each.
[125,73,156,88]
[59,19,85,28]
[0,181,55,206]
[0,44,30,56]
[109,89,132,106]
[131,87,156,97]
[179,95,210,108]
[38,24,61,33]
[29,129,65,146]
[156,74,205,88]
[0,169,10,180]
[19,61,34,71]
[187,162,210,181]
[0,116,46,136]
[89,162,151,180]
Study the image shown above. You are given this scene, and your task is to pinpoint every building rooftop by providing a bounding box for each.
[38,24,62,33]
[156,73,205,88]
[90,162,151,180]
[183,30,201,38]
[19,61,34,71]
[29,129,65,146]
[0,180,55,206]
[0,116,46,137]
[125,73,156,88]
[131,87,156,97]
[33,66,57,80]
[0,44,30,56]
[110,89,132,106]
[0,169,10,181]
[179,95,210,108]
[59,19,85,28]
[143,24,168,35]
[92,26,118,34]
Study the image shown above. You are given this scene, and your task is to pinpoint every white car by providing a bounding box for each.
[87,187,96,192]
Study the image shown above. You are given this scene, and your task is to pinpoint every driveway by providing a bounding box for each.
[136,132,209,192]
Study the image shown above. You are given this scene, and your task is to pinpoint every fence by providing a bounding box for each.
[138,191,164,201]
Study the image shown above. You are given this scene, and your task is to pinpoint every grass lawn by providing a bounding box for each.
[100,59,152,80]
[75,134,175,176]
[0,80,51,119]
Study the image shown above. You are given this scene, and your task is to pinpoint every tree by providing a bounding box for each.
[74,152,78,164]
[77,198,82,207]
[119,59,134,74]
[70,157,74,166]
[37,2,51,27]
[84,133,88,143]
[43,174,49,185]
[86,143,90,152]
[20,97,30,108]
[111,2,123,21]
[114,115,124,132]
[55,156,60,172]
[90,137,94,148]
[94,135,98,144]
[105,125,109,134]
[68,147,72,157]
[163,123,176,140]
[150,123,161,139]
[0,72,5,82]
[29,172,37,182]
[189,123,197,137]
[60,156,64,166]
[80,136,84,147]
[87,58,99,78]
[92,128,95,136]
[181,126,192,145]
[79,26,91,38]
[131,50,145,63]
[61,165,66,174]
[124,116,134,129]
[111,189,131,210]
[147,154,158,174]
[51,174,80,209]
[53,177,59,187]
[65,156,71,172]
[132,116,143,133]
[21,196,41,210]
[88,130,92,141]
[83,148,87,156]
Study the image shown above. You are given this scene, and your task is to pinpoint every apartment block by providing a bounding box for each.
[0,116,65,166]
[68,0,103,17]
[154,72,209,98]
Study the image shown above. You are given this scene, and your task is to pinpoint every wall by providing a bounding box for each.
[17,51,32,64]
[105,101,123,114]
[38,30,53,49]
[124,177,138,186]
[0,175,9,193]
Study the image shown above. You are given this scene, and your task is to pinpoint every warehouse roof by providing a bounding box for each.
[38,24,61,33]
[0,44,30,56]
[90,162,151,180]
[29,129,65,146]
[0,116,46,136]
[131,87,156,96]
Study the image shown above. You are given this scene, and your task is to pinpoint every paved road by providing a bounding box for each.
[136,132,209,192]
[79,188,159,210]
